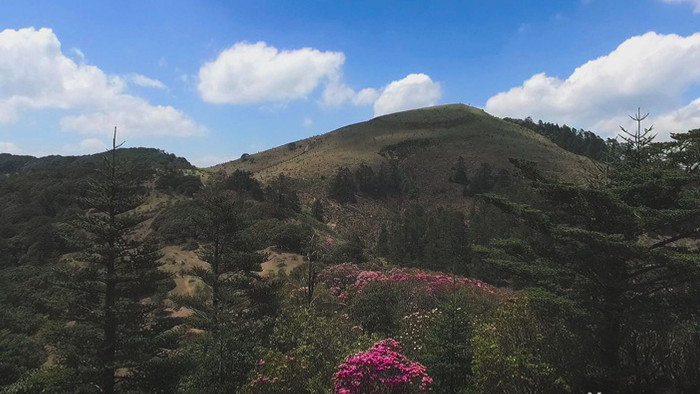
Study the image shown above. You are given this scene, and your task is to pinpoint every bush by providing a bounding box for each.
[273,222,314,254]
[333,339,432,393]
[328,167,356,203]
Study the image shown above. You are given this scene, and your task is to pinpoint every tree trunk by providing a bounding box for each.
[103,251,116,394]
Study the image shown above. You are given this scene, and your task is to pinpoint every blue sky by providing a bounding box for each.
[1,0,699,166]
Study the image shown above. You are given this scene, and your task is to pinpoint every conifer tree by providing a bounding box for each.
[49,128,175,393]
[480,119,700,391]
[178,183,268,393]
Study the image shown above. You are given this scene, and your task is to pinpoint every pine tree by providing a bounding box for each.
[479,122,700,391]
[50,128,175,393]
[328,166,357,203]
[264,174,301,219]
[178,183,268,393]
[311,198,324,222]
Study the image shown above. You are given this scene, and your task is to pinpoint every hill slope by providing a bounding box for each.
[215,104,591,182]
[213,104,594,237]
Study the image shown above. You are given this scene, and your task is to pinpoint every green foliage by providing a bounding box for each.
[273,222,314,253]
[505,116,610,160]
[377,205,468,272]
[479,126,700,392]
[419,288,500,393]
[327,166,357,203]
[264,174,301,219]
[449,156,469,185]
[348,281,436,337]
[472,296,580,394]
[37,143,180,393]
[310,199,324,222]
[155,170,202,196]
[0,330,45,387]
[223,169,264,201]
[176,183,282,392]
[243,300,377,393]
[151,200,208,243]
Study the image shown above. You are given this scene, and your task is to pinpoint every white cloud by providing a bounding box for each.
[127,73,166,89]
[653,98,700,134]
[303,118,313,128]
[61,138,107,155]
[373,74,441,117]
[485,32,700,138]
[0,141,22,154]
[321,77,379,107]
[0,27,203,137]
[60,96,204,137]
[198,41,345,105]
[198,41,440,116]
[662,0,700,13]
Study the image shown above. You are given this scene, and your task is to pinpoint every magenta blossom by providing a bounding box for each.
[333,339,432,393]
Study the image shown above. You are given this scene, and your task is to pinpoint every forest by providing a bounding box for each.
[0,118,699,394]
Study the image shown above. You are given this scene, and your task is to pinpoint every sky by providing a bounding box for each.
[1,0,699,167]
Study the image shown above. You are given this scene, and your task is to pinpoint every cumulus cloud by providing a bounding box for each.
[373,74,441,117]
[323,73,441,116]
[0,27,203,137]
[485,32,700,139]
[198,41,345,105]
[199,41,440,116]
[0,141,22,154]
[321,76,379,107]
[662,0,700,13]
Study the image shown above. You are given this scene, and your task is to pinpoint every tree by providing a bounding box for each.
[178,183,270,393]
[49,128,175,393]
[480,131,700,392]
[264,174,301,219]
[449,156,469,185]
[311,198,324,222]
[328,166,357,203]
[618,107,656,167]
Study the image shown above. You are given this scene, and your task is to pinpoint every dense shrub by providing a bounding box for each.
[155,171,203,196]
[333,339,432,393]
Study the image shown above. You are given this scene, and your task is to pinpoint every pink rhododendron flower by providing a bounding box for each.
[333,339,432,393]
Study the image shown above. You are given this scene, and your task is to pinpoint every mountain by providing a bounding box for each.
[213,104,594,237]
[216,104,590,181]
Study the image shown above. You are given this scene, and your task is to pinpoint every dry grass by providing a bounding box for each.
[259,246,306,276]
[206,104,595,244]
[158,245,210,298]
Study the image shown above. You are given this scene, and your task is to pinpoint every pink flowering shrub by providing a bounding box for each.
[318,264,495,303]
[337,267,495,301]
[317,263,362,296]
[333,338,432,393]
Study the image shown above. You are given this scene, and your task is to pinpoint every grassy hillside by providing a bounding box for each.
[215,104,591,181]
[213,104,594,239]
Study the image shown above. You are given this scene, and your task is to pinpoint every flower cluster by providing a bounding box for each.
[333,338,432,393]
[317,262,362,296]
[319,264,495,302]
[398,309,442,356]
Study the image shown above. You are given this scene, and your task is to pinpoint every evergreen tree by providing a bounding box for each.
[178,183,269,393]
[264,174,301,219]
[328,166,357,203]
[48,128,176,393]
[449,156,469,186]
[480,122,700,392]
[311,198,324,222]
